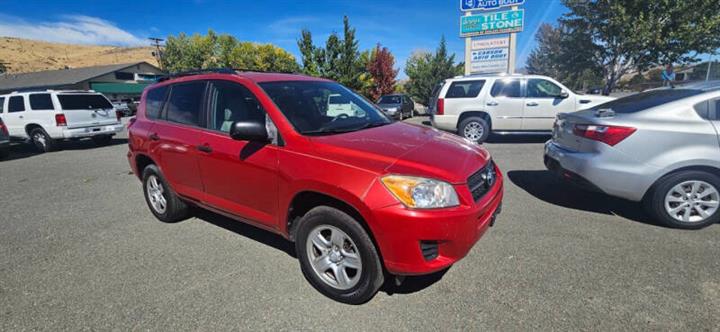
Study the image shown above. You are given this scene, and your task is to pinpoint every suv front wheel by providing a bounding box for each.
[459,116,490,143]
[295,206,384,304]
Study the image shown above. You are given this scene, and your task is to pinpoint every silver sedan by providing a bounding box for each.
[545,81,720,229]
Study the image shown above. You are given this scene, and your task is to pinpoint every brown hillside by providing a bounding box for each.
[0,37,159,74]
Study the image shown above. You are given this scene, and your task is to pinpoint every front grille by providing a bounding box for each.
[420,241,439,261]
[468,161,496,201]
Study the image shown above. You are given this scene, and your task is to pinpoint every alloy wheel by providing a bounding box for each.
[463,121,484,141]
[664,180,719,223]
[146,175,167,214]
[306,225,362,290]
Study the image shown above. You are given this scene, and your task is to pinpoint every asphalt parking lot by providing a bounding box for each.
[1,116,719,331]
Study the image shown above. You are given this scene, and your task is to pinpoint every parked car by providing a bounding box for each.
[112,100,132,117]
[429,74,614,143]
[545,81,720,229]
[0,90,124,152]
[376,94,414,120]
[0,116,9,159]
[127,70,503,304]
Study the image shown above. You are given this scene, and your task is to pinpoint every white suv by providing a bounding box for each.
[429,74,614,143]
[0,90,124,152]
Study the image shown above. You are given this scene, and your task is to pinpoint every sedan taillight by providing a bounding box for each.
[0,120,8,136]
[573,124,636,146]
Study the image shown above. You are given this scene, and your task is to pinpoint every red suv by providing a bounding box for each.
[127,70,503,304]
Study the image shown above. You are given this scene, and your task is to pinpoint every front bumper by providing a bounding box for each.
[544,141,656,202]
[373,172,504,276]
[62,124,124,139]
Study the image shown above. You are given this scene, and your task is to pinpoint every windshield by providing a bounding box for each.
[378,96,401,104]
[592,89,704,114]
[259,81,391,135]
[58,94,113,110]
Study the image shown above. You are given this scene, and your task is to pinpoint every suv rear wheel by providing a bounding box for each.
[295,206,384,304]
[29,127,56,153]
[645,170,720,229]
[142,165,190,223]
[459,116,490,143]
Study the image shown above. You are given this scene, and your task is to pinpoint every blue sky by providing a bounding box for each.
[0,0,568,77]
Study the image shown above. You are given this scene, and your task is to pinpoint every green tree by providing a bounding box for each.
[298,29,321,76]
[405,36,463,106]
[337,16,364,91]
[161,30,299,73]
[561,0,720,94]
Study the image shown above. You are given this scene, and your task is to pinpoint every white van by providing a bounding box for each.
[0,90,124,152]
[429,74,614,143]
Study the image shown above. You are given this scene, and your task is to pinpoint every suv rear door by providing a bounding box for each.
[486,78,524,130]
[522,78,575,130]
[149,81,207,199]
[194,79,280,228]
[56,93,119,129]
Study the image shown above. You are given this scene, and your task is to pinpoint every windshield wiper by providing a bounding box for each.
[302,122,390,136]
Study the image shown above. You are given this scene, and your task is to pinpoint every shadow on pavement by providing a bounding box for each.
[507,170,658,226]
[192,207,449,296]
[192,208,297,258]
[0,138,128,162]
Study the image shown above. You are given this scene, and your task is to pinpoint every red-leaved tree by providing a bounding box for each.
[366,44,399,101]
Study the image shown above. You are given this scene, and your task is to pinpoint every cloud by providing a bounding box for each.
[0,14,146,46]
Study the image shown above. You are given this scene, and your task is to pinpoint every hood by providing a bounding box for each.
[309,122,491,184]
[577,95,615,110]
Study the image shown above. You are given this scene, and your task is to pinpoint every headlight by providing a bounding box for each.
[385,107,398,113]
[381,175,459,209]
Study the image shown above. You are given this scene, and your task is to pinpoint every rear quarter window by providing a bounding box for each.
[29,94,54,110]
[8,96,25,113]
[445,80,486,99]
[0,97,4,113]
[144,86,169,120]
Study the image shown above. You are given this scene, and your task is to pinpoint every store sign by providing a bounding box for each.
[470,48,509,73]
[460,9,524,37]
[461,0,525,11]
[471,37,509,50]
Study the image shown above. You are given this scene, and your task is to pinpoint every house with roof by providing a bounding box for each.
[0,62,164,101]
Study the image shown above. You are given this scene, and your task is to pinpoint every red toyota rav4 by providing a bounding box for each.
[127,70,503,304]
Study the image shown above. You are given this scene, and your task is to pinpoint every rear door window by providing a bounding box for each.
[445,80,486,98]
[145,86,169,120]
[490,79,522,98]
[8,96,25,113]
[29,94,54,110]
[166,81,206,127]
[57,94,113,110]
[526,79,562,98]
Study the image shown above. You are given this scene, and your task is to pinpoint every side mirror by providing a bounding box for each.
[229,120,269,142]
[559,90,570,99]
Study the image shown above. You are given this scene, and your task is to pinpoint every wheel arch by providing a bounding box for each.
[25,123,44,137]
[134,153,156,179]
[642,165,720,202]
[457,111,492,130]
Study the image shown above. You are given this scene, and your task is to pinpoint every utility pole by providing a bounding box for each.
[706,55,714,81]
[148,37,165,71]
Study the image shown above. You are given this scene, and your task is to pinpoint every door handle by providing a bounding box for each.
[526,102,539,106]
[149,133,160,141]
[197,144,213,153]
[486,101,498,106]
[18,115,24,119]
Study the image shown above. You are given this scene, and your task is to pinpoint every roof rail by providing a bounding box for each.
[157,67,301,82]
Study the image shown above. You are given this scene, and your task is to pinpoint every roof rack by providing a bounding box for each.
[157,67,300,82]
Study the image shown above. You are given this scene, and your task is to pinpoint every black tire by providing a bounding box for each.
[644,170,720,229]
[142,164,190,223]
[29,127,57,153]
[458,116,490,143]
[295,206,384,304]
[91,135,113,146]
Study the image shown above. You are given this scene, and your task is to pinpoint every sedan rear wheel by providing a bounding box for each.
[646,170,720,229]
